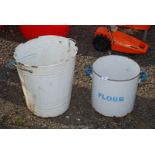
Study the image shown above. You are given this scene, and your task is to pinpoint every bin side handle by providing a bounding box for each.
[139,71,147,84]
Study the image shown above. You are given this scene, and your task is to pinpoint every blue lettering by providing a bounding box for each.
[106,96,112,101]
[97,92,124,103]
[119,97,124,102]
[98,92,102,98]
[102,94,106,100]
[113,97,118,102]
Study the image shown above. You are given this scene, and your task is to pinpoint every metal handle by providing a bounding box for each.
[66,38,77,59]
[68,38,77,52]
[15,62,33,73]
[68,38,76,44]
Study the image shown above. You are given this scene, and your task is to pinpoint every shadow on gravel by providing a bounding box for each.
[0,69,25,106]
[0,84,155,129]
[44,85,155,129]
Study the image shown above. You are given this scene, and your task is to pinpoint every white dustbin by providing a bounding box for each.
[89,55,144,117]
[14,36,78,117]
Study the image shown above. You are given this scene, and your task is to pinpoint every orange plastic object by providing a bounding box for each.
[19,25,70,40]
[120,25,151,31]
[95,27,149,54]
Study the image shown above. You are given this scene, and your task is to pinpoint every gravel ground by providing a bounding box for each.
[0,25,155,129]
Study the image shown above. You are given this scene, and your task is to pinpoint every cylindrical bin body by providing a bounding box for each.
[19,25,70,40]
[91,55,140,117]
[14,36,78,117]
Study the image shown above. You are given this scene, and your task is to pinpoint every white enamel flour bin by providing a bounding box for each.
[14,36,78,117]
[91,55,141,117]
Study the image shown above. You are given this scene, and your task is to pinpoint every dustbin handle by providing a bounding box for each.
[4,59,33,73]
[85,66,92,77]
[85,66,109,80]
[67,38,78,58]
[68,38,76,44]
[15,62,33,73]
[139,71,147,84]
